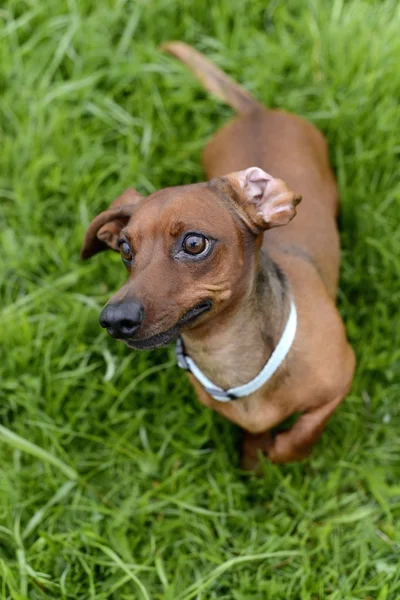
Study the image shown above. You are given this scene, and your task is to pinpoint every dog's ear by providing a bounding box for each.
[81,188,145,259]
[212,167,302,234]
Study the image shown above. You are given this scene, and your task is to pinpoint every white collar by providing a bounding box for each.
[176,299,297,402]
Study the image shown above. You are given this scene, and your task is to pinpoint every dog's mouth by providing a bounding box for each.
[178,300,213,326]
[125,300,213,350]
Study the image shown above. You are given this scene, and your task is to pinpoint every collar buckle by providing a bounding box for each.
[175,337,190,370]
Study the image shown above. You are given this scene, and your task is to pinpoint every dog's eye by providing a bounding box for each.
[119,241,133,262]
[182,234,208,255]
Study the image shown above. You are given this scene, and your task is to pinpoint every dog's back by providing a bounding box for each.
[163,42,340,297]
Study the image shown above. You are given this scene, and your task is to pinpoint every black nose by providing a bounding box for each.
[99,300,144,339]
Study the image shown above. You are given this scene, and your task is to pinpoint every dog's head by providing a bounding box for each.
[81,167,301,349]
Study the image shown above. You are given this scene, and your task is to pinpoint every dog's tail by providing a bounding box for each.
[161,41,260,114]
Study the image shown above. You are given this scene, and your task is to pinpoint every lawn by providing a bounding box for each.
[1,0,400,598]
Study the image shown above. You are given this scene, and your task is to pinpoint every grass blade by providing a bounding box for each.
[0,425,78,481]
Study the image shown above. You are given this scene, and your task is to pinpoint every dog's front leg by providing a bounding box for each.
[266,394,346,464]
[241,393,346,468]
[241,430,274,471]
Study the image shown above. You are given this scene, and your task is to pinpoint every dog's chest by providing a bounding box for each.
[188,371,300,434]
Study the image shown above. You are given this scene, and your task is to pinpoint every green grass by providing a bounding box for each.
[1,0,400,597]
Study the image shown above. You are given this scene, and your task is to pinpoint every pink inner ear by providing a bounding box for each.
[247,169,272,202]
[234,166,301,230]
[238,167,272,204]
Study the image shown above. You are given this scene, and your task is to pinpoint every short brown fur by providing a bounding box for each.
[81,42,355,468]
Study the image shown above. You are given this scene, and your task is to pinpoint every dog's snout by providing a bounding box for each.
[99,300,144,339]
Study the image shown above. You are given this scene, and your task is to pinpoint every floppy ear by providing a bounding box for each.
[81,188,144,259]
[211,167,302,233]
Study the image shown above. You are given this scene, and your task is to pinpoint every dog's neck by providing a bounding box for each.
[181,250,291,390]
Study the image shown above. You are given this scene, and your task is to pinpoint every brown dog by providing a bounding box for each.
[81,42,355,468]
